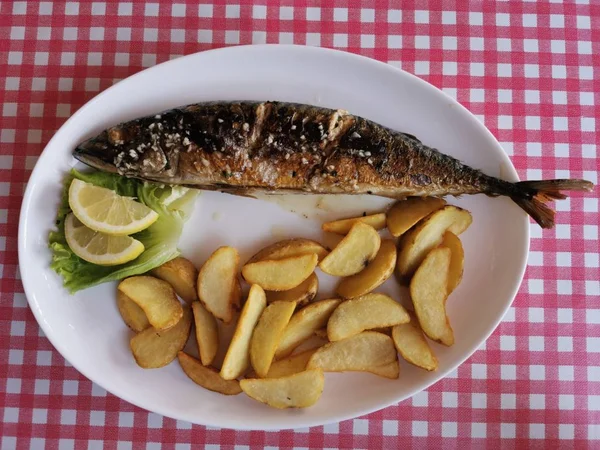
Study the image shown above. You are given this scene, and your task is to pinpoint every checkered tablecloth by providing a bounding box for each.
[2,1,599,448]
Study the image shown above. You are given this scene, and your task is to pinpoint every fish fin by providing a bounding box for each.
[511,179,594,228]
[511,196,556,229]
[518,179,594,202]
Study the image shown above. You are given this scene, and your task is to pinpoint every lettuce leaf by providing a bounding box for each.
[49,169,198,293]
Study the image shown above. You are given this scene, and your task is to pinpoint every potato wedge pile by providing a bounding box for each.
[320,198,470,353]
[110,195,471,410]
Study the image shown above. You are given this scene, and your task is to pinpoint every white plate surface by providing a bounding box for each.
[19,45,529,430]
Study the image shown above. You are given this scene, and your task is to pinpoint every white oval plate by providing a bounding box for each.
[19,45,529,430]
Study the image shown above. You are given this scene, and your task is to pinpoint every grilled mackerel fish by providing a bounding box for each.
[73,101,593,229]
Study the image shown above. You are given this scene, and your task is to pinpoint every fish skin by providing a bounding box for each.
[73,101,505,196]
[73,101,594,228]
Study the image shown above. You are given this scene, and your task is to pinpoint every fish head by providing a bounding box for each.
[73,121,179,182]
[73,129,121,174]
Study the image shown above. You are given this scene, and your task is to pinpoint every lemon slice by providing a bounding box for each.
[64,213,145,266]
[68,179,159,236]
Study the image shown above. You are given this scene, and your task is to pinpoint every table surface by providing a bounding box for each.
[2,1,599,448]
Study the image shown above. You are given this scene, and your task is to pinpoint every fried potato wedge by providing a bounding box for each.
[247,238,328,264]
[151,257,198,304]
[327,293,409,342]
[275,299,342,359]
[370,360,400,379]
[303,342,398,378]
[240,369,324,409]
[130,306,192,368]
[410,247,454,346]
[336,239,397,298]
[197,246,241,323]
[242,254,318,291]
[307,331,397,372]
[265,272,318,306]
[117,290,150,332]
[263,348,319,378]
[118,276,183,331]
[387,197,447,237]
[392,315,438,371]
[397,205,472,278]
[250,301,297,377]
[220,285,267,380]
[440,231,464,294]
[322,212,387,235]
[319,222,381,277]
[192,301,219,366]
[178,352,242,395]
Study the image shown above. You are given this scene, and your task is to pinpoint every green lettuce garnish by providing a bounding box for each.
[49,169,198,293]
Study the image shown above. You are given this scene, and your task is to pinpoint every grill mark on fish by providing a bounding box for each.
[73,101,594,229]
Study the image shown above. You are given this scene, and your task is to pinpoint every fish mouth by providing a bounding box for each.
[73,133,119,174]
[73,148,119,174]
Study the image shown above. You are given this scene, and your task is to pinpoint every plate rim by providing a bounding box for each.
[18,44,530,430]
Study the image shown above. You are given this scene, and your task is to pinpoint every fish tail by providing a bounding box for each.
[509,179,594,229]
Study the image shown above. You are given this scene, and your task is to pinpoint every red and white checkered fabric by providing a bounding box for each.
[1,1,599,448]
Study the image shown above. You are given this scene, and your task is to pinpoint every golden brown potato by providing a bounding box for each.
[178,352,242,395]
[116,290,150,332]
[440,231,464,294]
[130,306,192,369]
[275,299,342,359]
[150,257,198,304]
[327,293,409,342]
[220,285,267,380]
[191,301,219,366]
[250,301,296,377]
[370,360,400,379]
[319,222,381,277]
[336,239,397,298]
[322,213,387,235]
[118,276,183,331]
[307,331,397,372]
[410,247,454,346]
[392,315,438,371]
[265,273,319,306]
[262,347,319,378]
[197,246,241,323]
[307,335,398,379]
[208,316,239,372]
[242,254,318,291]
[247,238,328,264]
[240,369,325,409]
[397,205,472,278]
[386,197,447,237]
